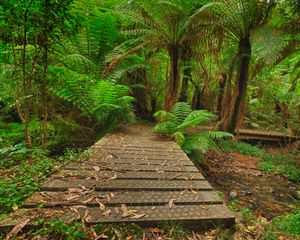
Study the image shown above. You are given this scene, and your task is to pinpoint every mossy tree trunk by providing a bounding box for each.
[164,45,180,111]
[222,37,251,133]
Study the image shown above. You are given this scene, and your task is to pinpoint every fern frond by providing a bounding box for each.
[153,121,177,135]
[171,132,185,146]
[177,110,214,130]
[171,102,192,125]
[183,134,210,154]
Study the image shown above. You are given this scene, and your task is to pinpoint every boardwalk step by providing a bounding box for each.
[65,162,199,172]
[51,170,205,180]
[85,158,194,166]
[23,190,223,208]
[41,179,212,191]
[0,205,234,229]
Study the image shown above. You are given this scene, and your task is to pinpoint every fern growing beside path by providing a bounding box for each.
[153,102,233,154]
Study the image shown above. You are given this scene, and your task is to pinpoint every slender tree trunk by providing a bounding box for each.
[192,86,202,110]
[179,45,192,102]
[164,45,180,111]
[41,0,49,148]
[22,11,32,148]
[178,67,191,102]
[129,68,150,119]
[217,73,227,120]
[151,97,157,115]
[222,37,251,133]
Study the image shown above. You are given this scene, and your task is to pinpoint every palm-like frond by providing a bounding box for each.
[171,102,192,125]
[153,102,232,154]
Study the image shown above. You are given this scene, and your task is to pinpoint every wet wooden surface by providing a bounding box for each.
[0,124,235,229]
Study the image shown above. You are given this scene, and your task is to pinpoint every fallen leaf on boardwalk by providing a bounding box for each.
[44,210,64,218]
[130,213,146,219]
[69,207,79,213]
[68,188,83,194]
[190,189,197,194]
[168,198,175,208]
[110,172,117,180]
[92,166,100,172]
[121,204,128,213]
[65,195,79,201]
[82,209,92,223]
[95,198,106,211]
[82,197,95,204]
[5,214,41,240]
[105,193,115,202]
[6,216,32,239]
[170,173,183,180]
[122,209,138,218]
[102,209,111,216]
[39,192,49,197]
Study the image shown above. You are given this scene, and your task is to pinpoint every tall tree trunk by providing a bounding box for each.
[179,44,192,102]
[217,73,227,120]
[178,67,191,102]
[129,68,150,120]
[22,10,32,148]
[164,45,180,111]
[41,0,49,148]
[192,86,202,110]
[222,37,251,133]
[151,97,157,116]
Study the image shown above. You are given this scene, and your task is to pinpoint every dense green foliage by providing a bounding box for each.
[0,0,299,239]
[154,102,233,154]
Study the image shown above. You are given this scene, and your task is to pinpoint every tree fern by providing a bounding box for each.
[153,102,233,154]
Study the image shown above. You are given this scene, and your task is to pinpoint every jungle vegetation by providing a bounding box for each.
[0,0,299,149]
[0,0,300,239]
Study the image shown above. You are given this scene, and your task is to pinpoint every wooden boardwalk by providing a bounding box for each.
[0,125,234,230]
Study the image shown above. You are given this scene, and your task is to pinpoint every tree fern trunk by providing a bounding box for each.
[179,45,192,102]
[179,67,190,102]
[223,37,251,133]
[217,73,227,120]
[164,45,180,111]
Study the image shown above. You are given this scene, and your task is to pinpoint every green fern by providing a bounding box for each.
[48,66,134,126]
[153,102,233,154]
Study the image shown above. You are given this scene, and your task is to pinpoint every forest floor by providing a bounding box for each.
[0,136,299,239]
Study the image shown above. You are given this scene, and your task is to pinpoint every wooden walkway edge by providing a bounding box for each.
[0,125,235,230]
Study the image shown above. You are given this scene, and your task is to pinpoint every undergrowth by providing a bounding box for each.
[0,147,87,218]
[219,140,300,182]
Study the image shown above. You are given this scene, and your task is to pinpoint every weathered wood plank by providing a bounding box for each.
[41,179,213,191]
[0,205,235,229]
[51,170,205,180]
[64,162,199,172]
[23,190,223,208]
[85,157,194,166]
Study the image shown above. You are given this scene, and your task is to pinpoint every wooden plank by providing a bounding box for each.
[51,170,205,180]
[0,205,235,229]
[23,190,223,208]
[41,179,213,191]
[64,162,199,172]
[90,154,191,161]
[86,157,194,166]
[90,150,187,158]
[93,145,182,151]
